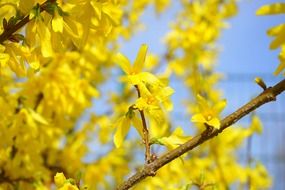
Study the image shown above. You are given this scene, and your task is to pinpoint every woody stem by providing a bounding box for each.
[134,85,151,163]
[117,79,285,190]
[0,1,50,44]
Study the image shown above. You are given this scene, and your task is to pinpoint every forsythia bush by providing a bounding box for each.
[0,0,283,189]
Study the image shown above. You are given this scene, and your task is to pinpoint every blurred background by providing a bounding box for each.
[96,0,285,189]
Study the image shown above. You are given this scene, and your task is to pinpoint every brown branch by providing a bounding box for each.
[117,78,285,190]
[134,85,151,163]
[34,92,44,110]
[0,1,49,44]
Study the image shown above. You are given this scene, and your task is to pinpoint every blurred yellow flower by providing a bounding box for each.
[257,3,285,75]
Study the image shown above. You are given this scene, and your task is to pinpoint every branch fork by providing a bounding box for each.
[117,79,285,190]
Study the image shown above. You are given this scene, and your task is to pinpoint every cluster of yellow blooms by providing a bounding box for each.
[130,1,271,189]
[257,3,285,75]
[0,0,280,189]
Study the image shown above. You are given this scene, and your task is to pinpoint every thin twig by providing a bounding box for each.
[117,79,285,190]
[34,92,44,110]
[0,1,49,44]
[134,85,151,164]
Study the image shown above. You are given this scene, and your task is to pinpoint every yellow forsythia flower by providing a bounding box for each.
[116,44,147,79]
[116,44,174,119]
[191,95,226,129]
[157,127,191,149]
[52,9,64,33]
[113,111,143,148]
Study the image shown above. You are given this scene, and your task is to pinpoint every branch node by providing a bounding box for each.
[254,77,267,91]
[150,171,156,177]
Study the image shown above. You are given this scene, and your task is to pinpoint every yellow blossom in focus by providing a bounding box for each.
[116,44,171,93]
[4,42,39,76]
[191,95,226,129]
[116,44,147,77]
[157,127,191,149]
[52,9,64,33]
[116,44,174,124]
[28,16,54,57]
[113,109,143,148]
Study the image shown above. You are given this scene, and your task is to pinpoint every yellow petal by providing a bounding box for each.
[267,23,285,36]
[213,99,227,114]
[256,3,285,15]
[52,11,64,33]
[196,94,209,111]
[131,116,143,137]
[114,116,131,148]
[133,44,148,73]
[0,52,10,67]
[37,19,54,57]
[63,16,80,40]
[274,47,285,75]
[156,86,175,101]
[115,53,132,74]
[28,108,48,125]
[270,34,285,49]
[148,107,165,125]
[191,113,206,123]
[101,3,122,25]
[139,72,161,85]
[29,60,40,70]
[274,62,285,75]
[19,0,34,15]
[59,183,79,190]
[134,97,148,110]
[54,172,66,188]
[158,127,190,149]
[207,118,220,129]
[163,99,173,111]
[120,75,142,85]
